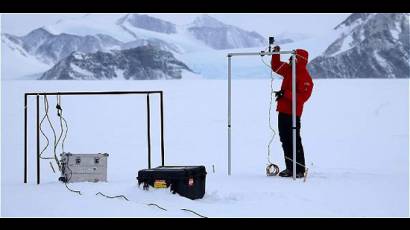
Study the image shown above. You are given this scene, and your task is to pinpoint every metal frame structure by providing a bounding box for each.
[227,50,298,180]
[24,90,165,184]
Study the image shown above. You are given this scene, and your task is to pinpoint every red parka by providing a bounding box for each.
[271,49,313,117]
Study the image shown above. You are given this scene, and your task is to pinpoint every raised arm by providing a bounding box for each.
[271,46,290,77]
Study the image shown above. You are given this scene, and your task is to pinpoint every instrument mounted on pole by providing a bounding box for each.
[264,36,280,177]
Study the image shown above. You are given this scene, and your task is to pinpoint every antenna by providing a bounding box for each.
[268,36,275,52]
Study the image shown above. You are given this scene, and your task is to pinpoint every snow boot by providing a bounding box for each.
[279,169,305,178]
[295,172,305,178]
[278,169,292,177]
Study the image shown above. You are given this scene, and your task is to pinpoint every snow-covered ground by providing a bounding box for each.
[1,79,409,217]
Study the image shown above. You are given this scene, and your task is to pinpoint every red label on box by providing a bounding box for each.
[188,178,194,186]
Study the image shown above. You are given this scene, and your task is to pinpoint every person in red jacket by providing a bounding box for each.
[271,46,313,178]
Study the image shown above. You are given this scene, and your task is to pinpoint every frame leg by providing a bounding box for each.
[160,92,165,166]
[146,94,151,169]
[228,55,232,175]
[24,94,28,183]
[36,94,40,185]
[291,52,297,180]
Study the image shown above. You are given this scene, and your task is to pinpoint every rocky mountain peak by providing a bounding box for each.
[40,45,192,80]
[118,14,177,34]
[308,13,409,79]
[190,14,226,28]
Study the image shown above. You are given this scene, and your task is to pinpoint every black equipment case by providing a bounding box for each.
[137,166,207,200]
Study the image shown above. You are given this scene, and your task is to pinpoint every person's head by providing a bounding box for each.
[288,49,309,66]
[288,56,293,64]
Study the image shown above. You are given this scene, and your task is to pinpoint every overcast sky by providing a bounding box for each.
[1,13,350,37]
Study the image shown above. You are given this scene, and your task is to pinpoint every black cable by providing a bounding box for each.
[39,95,57,160]
[49,162,56,173]
[180,208,208,218]
[94,192,167,212]
[64,182,82,195]
[60,116,68,154]
[63,162,82,195]
[46,96,60,169]
[95,192,168,211]
[39,95,52,160]
[94,192,206,217]
[55,95,64,154]
[40,94,78,193]
[39,95,62,175]
[96,192,129,201]
[147,203,167,211]
[53,94,69,171]
[57,94,68,154]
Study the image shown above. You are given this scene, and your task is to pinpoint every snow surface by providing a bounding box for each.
[45,14,136,43]
[70,63,94,78]
[1,36,51,79]
[391,20,402,40]
[331,34,354,57]
[373,51,395,78]
[113,68,126,80]
[1,79,409,217]
[334,13,376,36]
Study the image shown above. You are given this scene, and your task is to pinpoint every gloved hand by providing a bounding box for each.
[274,90,284,101]
[273,46,280,52]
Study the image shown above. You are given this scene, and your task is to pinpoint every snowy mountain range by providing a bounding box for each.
[308,13,409,78]
[186,14,266,49]
[41,45,191,80]
[1,13,273,80]
[117,14,177,34]
[2,13,409,80]
[3,28,122,65]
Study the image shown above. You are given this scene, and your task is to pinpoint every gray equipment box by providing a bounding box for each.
[59,152,109,183]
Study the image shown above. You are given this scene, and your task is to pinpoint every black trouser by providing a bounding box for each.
[278,112,305,174]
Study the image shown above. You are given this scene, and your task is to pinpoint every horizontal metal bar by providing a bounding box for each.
[227,51,295,57]
[25,91,163,96]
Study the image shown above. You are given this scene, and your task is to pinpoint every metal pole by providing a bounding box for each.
[36,94,40,184]
[24,94,28,183]
[25,91,163,96]
[146,94,151,169]
[291,51,297,180]
[228,51,294,56]
[227,50,296,179]
[160,92,165,166]
[228,55,232,175]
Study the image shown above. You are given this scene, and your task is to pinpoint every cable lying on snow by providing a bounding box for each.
[94,192,207,218]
